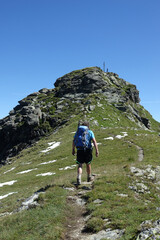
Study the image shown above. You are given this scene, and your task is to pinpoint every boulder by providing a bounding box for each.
[39,88,50,94]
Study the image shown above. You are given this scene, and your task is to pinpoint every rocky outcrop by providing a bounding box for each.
[0,104,43,164]
[137,220,160,240]
[54,67,150,128]
[0,88,61,164]
[129,165,160,239]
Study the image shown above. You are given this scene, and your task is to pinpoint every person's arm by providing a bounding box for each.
[92,138,99,157]
[72,140,76,156]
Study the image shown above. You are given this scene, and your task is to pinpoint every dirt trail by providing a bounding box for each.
[127,141,144,162]
[135,145,144,161]
[64,176,124,240]
[64,180,94,240]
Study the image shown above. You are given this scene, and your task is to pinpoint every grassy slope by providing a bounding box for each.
[0,98,160,239]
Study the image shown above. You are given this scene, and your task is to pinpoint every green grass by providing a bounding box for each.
[0,186,67,240]
[84,169,160,238]
[0,97,160,239]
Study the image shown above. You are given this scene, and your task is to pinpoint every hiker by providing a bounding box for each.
[72,121,99,185]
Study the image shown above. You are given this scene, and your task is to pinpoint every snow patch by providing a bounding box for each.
[115,132,128,139]
[36,172,56,177]
[21,162,32,165]
[40,142,61,153]
[0,180,17,187]
[104,137,114,140]
[59,165,76,171]
[121,132,128,135]
[0,192,18,200]
[61,157,68,160]
[115,135,125,139]
[4,167,16,174]
[92,142,102,147]
[104,132,128,140]
[17,168,37,175]
[38,160,57,165]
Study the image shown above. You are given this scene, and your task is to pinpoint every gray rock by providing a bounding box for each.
[26,114,40,126]
[136,183,149,193]
[67,196,86,206]
[129,182,149,194]
[86,229,125,240]
[156,166,160,181]
[20,106,36,115]
[18,192,40,211]
[137,219,160,240]
[130,166,156,180]
[89,105,95,111]
[93,199,103,204]
[130,167,145,177]
[57,105,64,110]
[39,88,49,94]
[9,110,15,115]
[92,120,99,126]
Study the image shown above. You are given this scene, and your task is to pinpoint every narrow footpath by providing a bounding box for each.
[64,180,93,240]
[127,141,144,162]
[64,175,124,240]
[64,142,144,240]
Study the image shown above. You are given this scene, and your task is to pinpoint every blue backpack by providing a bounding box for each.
[74,126,90,149]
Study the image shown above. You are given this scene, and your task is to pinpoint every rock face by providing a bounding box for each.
[0,100,43,163]
[0,67,154,164]
[0,88,59,164]
[55,67,140,104]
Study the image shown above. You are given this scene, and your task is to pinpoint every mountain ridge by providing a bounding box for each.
[0,66,159,164]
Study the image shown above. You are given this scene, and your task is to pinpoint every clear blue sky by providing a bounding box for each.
[0,0,160,122]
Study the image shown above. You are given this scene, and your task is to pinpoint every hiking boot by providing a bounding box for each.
[77,178,81,185]
[87,175,94,182]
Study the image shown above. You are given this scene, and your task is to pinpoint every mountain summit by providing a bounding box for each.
[54,67,140,104]
[0,67,158,164]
